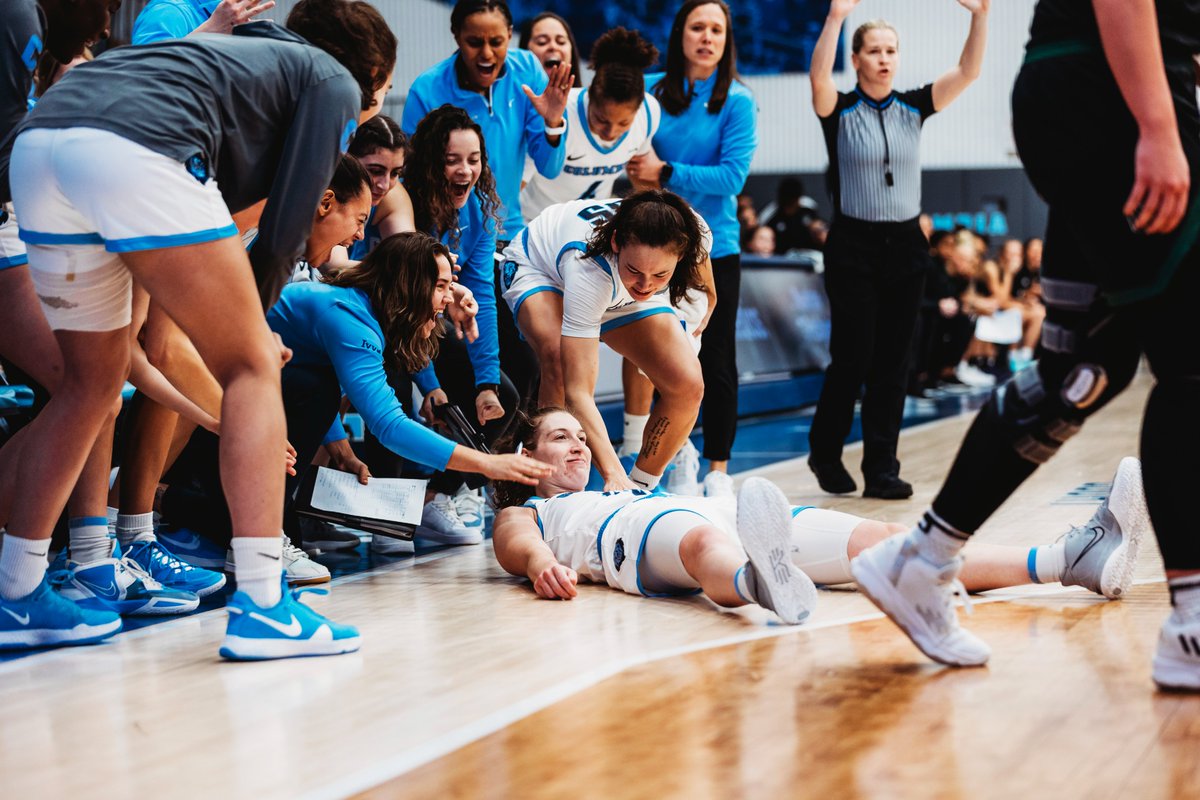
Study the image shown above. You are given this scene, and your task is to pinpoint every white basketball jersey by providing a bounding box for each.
[520,89,660,223]
[523,489,657,582]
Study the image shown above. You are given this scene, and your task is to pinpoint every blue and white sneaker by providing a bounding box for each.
[123,538,227,598]
[451,486,486,531]
[52,553,199,616]
[156,526,227,569]
[219,585,361,660]
[0,576,122,650]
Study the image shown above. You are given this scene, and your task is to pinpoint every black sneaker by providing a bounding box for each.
[863,475,913,500]
[809,459,857,494]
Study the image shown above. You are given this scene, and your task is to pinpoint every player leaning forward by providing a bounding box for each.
[499,191,715,491]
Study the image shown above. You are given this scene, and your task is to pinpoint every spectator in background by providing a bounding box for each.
[519,11,583,89]
[736,193,759,240]
[743,224,776,257]
[1008,236,1045,369]
[762,177,819,253]
[806,0,988,500]
[132,0,276,45]
[628,0,759,498]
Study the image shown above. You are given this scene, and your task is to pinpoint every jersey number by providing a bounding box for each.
[576,198,622,225]
[578,181,602,201]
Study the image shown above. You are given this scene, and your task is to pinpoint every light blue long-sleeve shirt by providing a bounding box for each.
[402,48,565,240]
[131,0,220,44]
[268,281,457,470]
[646,71,757,259]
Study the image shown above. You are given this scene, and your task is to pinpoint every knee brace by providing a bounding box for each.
[993,361,1108,464]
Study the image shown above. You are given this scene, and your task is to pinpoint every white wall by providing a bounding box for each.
[258,0,1036,171]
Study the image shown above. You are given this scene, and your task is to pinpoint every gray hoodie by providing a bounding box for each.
[3,21,361,305]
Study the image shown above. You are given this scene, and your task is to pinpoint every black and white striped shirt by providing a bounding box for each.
[820,85,936,223]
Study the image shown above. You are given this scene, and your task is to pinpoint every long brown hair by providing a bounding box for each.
[583,190,709,305]
[405,104,502,245]
[324,232,450,373]
[287,0,398,112]
[653,0,740,116]
[490,407,569,509]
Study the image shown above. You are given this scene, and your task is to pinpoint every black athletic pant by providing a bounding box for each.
[808,216,929,481]
[931,51,1200,569]
[698,253,741,462]
[162,362,342,546]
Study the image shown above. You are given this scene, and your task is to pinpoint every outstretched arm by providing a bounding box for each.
[811,0,859,117]
[932,0,989,111]
[493,507,579,599]
[1094,0,1189,234]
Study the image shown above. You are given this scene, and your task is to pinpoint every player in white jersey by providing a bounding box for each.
[500,192,715,492]
[520,28,662,222]
[491,409,1150,615]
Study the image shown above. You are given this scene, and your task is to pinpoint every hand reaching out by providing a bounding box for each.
[523,61,573,130]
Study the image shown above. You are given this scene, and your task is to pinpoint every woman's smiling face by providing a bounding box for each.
[443,128,482,209]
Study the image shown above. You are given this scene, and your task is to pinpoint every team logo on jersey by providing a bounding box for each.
[22,35,43,71]
[502,260,518,290]
[185,154,209,183]
[613,537,626,571]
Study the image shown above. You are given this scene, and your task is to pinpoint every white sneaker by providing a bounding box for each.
[224,535,331,586]
[954,362,995,388]
[737,478,817,624]
[416,493,483,545]
[451,485,486,530]
[370,532,415,556]
[850,532,990,667]
[665,440,702,496]
[1060,457,1148,599]
[1153,607,1200,692]
[703,470,734,498]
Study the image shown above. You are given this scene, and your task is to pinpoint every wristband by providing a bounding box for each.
[544,121,566,136]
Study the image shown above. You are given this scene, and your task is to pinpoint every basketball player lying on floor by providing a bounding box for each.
[491,409,1150,621]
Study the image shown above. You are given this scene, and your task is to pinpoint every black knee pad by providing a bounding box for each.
[991,363,1110,464]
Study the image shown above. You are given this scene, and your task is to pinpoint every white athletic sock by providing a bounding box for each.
[910,511,968,566]
[0,534,50,600]
[628,464,662,490]
[69,516,112,564]
[1028,542,1067,584]
[116,512,156,549]
[106,506,119,528]
[733,562,757,604]
[1168,575,1200,616]
[232,536,283,607]
[621,413,649,457]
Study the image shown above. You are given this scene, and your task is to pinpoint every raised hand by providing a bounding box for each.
[955,0,990,14]
[829,0,861,20]
[522,61,573,129]
[199,0,276,34]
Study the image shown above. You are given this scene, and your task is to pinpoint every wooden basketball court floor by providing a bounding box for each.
[3,372,1198,799]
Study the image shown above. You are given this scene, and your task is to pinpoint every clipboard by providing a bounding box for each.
[293,466,426,541]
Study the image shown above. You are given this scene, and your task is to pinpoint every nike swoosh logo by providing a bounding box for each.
[1070,528,1104,570]
[80,579,120,600]
[248,611,302,637]
[166,533,204,551]
[567,154,586,161]
[261,554,281,561]
[2,607,30,626]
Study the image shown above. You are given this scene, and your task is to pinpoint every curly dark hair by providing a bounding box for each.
[287,0,398,112]
[653,0,740,116]
[518,12,582,88]
[589,27,658,107]
[583,190,709,305]
[406,104,502,244]
[323,232,451,374]
[490,406,570,509]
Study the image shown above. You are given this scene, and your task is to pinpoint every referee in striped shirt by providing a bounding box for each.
[806,0,989,499]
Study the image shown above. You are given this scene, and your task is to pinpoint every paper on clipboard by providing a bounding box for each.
[310,467,425,525]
